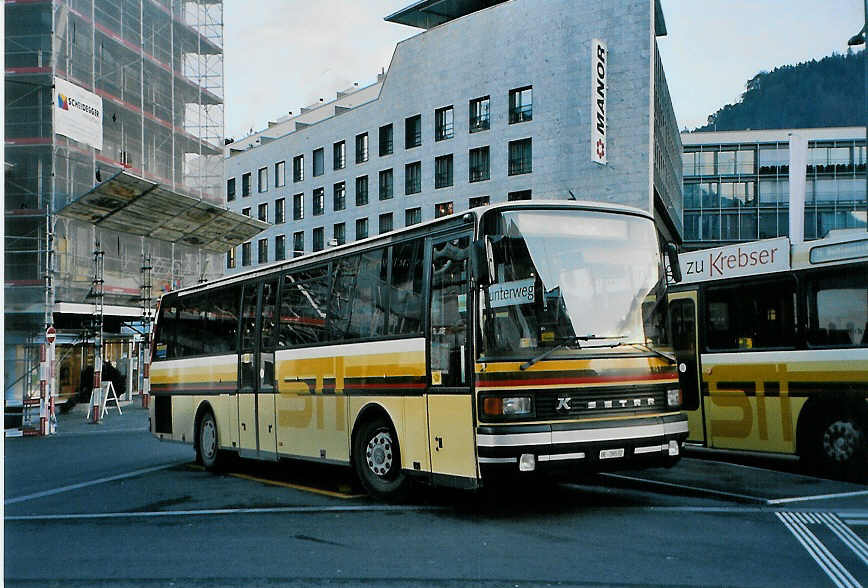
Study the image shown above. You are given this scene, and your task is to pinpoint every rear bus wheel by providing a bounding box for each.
[802,407,867,481]
[197,411,224,472]
[353,418,409,500]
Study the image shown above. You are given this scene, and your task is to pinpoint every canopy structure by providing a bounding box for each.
[56,170,268,253]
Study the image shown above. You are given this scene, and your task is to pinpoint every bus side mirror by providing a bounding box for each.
[666,243,682,283]
[471,239,490,286]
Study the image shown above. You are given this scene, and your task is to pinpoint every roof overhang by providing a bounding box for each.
[56,170,268,253]
[385,0,507,29]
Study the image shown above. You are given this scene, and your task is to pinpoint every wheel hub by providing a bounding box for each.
[365,431,393,477]
[201,420,216,460]
[823,420,862,462]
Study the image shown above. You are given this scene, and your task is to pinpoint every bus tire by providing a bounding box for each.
[801,405,867,481]
[197,410,225,472]
[353,417,409,500]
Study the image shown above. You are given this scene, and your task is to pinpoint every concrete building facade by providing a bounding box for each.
[224,0,682,272]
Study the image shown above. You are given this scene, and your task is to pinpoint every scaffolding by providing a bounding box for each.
[4,0,225,415]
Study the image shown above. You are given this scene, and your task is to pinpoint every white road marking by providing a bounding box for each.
[5,504,448,521]
[597,472,768,503]
[776,511,861,588]
[768,490,868,505]
[4,462,185,505]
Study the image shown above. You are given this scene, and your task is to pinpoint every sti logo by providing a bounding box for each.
[57,94,69,110]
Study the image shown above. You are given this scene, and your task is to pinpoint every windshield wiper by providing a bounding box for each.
[519,335,628,371]
[622,341,675,363]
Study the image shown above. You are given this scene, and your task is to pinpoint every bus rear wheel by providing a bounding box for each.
[802,408,867,481]
[197,411,225,472]
[353,418,409,500]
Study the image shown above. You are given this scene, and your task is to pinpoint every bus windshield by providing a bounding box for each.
[478,209,668,360]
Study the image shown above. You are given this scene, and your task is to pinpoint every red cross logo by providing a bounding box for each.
[596,138,606,159]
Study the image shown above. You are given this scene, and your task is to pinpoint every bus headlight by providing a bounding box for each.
[483,396,533,417]
[667,388,682,408]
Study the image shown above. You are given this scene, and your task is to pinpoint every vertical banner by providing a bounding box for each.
[53,77,103,150]
[591,39,607,165]
[788,132,807,244]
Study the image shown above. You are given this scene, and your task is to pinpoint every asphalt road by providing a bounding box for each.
[4,405,867,587]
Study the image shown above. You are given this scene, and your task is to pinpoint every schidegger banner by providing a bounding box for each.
[53,77,103,150]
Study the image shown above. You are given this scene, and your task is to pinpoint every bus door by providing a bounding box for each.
[238,279,279,458]
[669,289,705,444]
[427,233,478,480]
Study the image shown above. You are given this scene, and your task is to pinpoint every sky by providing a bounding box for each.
[223,0,866,139]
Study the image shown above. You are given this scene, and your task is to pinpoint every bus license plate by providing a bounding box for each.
[600,448,625,459]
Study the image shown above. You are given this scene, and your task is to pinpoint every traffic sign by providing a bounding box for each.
[45,326,56,344]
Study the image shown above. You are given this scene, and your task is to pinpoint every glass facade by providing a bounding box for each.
[682,135,866,248]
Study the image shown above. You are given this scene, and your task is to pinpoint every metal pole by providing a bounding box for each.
[864,0,867,230]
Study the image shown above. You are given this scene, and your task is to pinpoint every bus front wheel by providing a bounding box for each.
[801,406,867,481]
[197,411,225,472]
[353,418,409,500]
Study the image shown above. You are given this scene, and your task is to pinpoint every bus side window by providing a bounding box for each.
[388,239,424,336]
[280,266,329,347]
[705,278,796,350]
[806,269,868,347]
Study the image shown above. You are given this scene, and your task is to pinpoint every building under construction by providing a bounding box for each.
[4,0,248,431]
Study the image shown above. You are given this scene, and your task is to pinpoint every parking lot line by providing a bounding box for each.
[185,463,364,499]
[598,472,769,504]
[4,462,186,505]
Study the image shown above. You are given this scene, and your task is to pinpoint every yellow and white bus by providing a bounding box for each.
[670,229,868,478]
[149,200,693,498]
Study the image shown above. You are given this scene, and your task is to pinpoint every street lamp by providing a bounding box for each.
[848,0,868,231]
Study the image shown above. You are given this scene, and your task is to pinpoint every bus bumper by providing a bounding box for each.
[476,413,689,474]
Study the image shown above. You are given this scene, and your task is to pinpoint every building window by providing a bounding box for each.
[242,172,251,196]
[405,114,421,149]
[435,201,453,218]
[293,193,304,220]
[379,168,393,200]
[379,213,393,234]
[435,106,453,141]
[334,140,346,170]
[275,234,286,261]
[227,178,236,201]
[405,207,421,226]
[509,86,533,124]
[405,161,421,195]
[313,227,324,252]
[469,146,490,182]
[313,148,324,177]
[508,138,532,175]
[356,217,368,240]
[356,176,369,206]
[226,247,236,269]
[469,196,489,208]
[334,181,346,211]
[356,133,368,164]
[241,242,251,266]
[258,203,268,222]
[334,222,346,245]
[435,154,453,189]
[258,238,268,263]
[469,96,490,133]
[258,167,268,192]
[379,123,393,156]
[313,187,324,216]
[508,190,532,201]
[242,207,251,217]
[275,161,285,187]
[275,198,285,224]
[293,154,304,182]
[293,231,304,258]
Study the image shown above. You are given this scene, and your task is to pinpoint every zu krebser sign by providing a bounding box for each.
[677,237,790,284]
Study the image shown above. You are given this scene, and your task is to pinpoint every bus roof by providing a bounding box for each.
[168,199,655,298]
